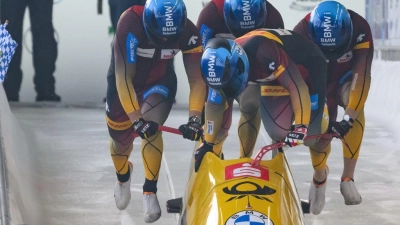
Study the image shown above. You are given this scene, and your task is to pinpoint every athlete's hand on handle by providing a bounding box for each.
[194,142,213,172]
[285,124,308,147]
[331,120,352,138]
[179,116,203,141]
[133,118,159,139]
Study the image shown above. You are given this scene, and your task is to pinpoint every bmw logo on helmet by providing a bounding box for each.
[223,0,268,37]
[308,1,354,59]
[201,38,249,98]
[143,0,187,46]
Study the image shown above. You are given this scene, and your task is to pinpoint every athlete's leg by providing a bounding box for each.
[307,104,332,215]
[140,91,174,191]
[337,80,364,205]
[259,92,293,161]
[301,53,331,175]
[106,75,136,179]
[342,109,364,178]
[259,84,293,142]
[106,75,136,210]
[139,91,173,222]
[338,80,365,179]
[138,72,176,222]
[298,54,330,215]
[307,104,331,179]
[237,83,261,158]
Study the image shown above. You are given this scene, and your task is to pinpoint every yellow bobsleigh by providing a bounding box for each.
[166,144,310,225]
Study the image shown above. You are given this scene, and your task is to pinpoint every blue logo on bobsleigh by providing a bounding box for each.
[225,210,274,225]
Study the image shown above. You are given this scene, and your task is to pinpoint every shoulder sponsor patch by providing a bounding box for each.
[337,51,353,63]
[161,49,180,59]
[126,32,139,63]
[137,48,155,58]
[200,24,213,49]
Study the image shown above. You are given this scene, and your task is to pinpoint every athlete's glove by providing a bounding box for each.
[194,142,213,172]
[331,120,352,139]
[285,124,308,147]
[179,116,203,141]
[133,118,159,139]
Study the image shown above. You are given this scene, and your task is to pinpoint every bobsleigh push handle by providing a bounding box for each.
[133,125,182,138]
[251,133,339,167]
[158,125,182,135]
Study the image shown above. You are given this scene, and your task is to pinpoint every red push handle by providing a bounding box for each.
[158,125,182,135]
[133,125,182,138]
[251,133,339,167]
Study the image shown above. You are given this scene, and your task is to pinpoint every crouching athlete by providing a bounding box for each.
[196,28,331,215]
[105,0,205,223]
[196,0,284,158]
[294,0,373,206]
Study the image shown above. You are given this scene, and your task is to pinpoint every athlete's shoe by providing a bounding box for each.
[340,178,362,205]
[114,162,133,210]
[309,166,329,215]
[143,192,162,223]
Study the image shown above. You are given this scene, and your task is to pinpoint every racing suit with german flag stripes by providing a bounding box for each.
[197,0,284,158]
[106,6,205,192]
[294,10,373,176]
[204,29,330,171]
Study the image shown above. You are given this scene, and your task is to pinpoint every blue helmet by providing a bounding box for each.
[201,38,249,98]
[308,1,353,59]
[143,0,187,47]
[223,0,267,37]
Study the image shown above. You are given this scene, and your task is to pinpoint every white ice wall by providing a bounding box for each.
[365,60,400,138]
[0,85,44,225]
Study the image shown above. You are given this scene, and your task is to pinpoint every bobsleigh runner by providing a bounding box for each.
[156,126,336,225]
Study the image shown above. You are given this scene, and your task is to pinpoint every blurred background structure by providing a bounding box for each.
[365,0,400,60]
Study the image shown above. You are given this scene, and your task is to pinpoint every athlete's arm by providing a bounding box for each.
[344,47,373,120]
[203,90,229,144]
[276,58,311,126]
[181,20,208,120]
[345,26,373,121]
[114,10,142,122]
[182,50,207,119]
